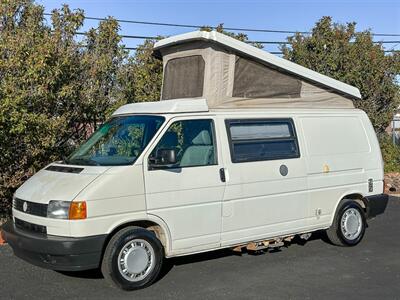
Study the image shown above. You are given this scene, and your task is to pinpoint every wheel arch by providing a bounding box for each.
[102,216,172,258]
[330,191,368,225]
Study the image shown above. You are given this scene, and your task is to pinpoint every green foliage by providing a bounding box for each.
[80,17,128,129]
[200,24,263,48]
[379,135,400,173]
[129,38,164,102]
[282,16,400,133]
[0,0,127,216]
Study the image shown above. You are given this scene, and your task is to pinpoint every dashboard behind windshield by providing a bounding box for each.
[67,115,165,166]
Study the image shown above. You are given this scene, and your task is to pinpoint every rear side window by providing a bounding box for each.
[162,55,205,100]
[226,119,300,163]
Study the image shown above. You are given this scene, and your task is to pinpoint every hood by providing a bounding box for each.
[15,163,110,204]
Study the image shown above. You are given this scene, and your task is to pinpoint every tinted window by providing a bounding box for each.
[150,119,216,168]
[230,122,292,140]
[162,55,205,100]
[226,119,299,163]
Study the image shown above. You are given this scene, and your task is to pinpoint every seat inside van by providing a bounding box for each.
[180,130,214,167]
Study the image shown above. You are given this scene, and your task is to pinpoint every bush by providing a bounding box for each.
[0,1,128,218]
[379,134,400,173]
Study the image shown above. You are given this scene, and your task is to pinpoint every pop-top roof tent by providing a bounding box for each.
[153,31,361,109]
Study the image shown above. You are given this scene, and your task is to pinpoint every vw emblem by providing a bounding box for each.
[23,201,28,212]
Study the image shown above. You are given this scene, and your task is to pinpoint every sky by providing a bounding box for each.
[37,0,400,54]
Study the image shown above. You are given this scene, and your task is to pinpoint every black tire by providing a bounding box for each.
[101,226,164,290]
[326,200,366,246]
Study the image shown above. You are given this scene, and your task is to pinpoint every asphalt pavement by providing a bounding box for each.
[1,197,399,300]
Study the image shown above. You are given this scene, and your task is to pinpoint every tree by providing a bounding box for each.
[282,16,400,132]
[0,0,128,217]
[128,38,164,102]
[80,17,128,129]
[201,23,263,48]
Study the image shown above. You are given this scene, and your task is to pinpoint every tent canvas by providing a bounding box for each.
[153,31,361,109]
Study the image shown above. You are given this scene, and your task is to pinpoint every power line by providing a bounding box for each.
[76,32,159,40]
[75,32,400,46]
[44,13,400,37]
[44,12,308,34]
[249,41,289,45]
[378,41,400,44]
[385,42,400,54]
[124,44,399,54]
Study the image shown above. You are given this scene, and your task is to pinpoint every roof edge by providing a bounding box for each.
[112,98,209,115]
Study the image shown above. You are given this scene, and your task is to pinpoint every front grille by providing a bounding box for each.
[15,218,47,235]
[13,198,48,217]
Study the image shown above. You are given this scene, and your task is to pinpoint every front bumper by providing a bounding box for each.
[365,194,389,219]
[2,220,107,271]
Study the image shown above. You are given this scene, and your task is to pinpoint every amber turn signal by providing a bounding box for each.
[69,201,87,220]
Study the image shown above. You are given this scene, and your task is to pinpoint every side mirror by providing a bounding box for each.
[149,148,177,169]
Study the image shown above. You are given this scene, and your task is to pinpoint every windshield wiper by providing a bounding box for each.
[61,155,70,164]
[67,158,100,166]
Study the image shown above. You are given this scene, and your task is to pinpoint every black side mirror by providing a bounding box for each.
[149,148,177,169]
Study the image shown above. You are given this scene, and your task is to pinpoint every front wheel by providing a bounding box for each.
[326,200,366,246]
[101,226,164,290]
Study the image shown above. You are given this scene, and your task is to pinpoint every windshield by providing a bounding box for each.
[67,115,165,166]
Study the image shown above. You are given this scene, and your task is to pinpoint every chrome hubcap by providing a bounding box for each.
[117,239,155,282]
[340,208,362,240]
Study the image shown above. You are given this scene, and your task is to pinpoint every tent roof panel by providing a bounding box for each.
[154,31,361,99]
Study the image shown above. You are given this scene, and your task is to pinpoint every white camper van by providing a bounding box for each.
[2,31,388,290]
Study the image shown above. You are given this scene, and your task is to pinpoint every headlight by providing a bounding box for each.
[47,200,71,219]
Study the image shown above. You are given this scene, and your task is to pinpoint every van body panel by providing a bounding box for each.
[70,165,147,237]
[217,114,309,246]
[15,165,106,204]
[143,115,226,252]
[76,165,146,213]
[69,211,148,238]
[4,107,387,268]
[298,111,384,228]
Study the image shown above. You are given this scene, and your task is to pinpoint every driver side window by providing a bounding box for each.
[150,119,216,168]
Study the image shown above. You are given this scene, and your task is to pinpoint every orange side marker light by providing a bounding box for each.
[69,201,87,220]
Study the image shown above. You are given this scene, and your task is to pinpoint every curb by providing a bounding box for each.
[388,194,400,198]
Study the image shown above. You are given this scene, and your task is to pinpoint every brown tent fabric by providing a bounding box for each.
[158,40,355,109]
[232,57,302,99]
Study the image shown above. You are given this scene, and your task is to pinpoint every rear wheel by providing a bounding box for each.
[326,200,366,246]
[101,226,164,290]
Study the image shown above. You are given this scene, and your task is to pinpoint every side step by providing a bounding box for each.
[231,234,308,253]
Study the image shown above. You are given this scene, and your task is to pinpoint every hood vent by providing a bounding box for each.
[45,165,84,174]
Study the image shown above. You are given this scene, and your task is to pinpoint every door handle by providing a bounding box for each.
[219,168,226,182]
